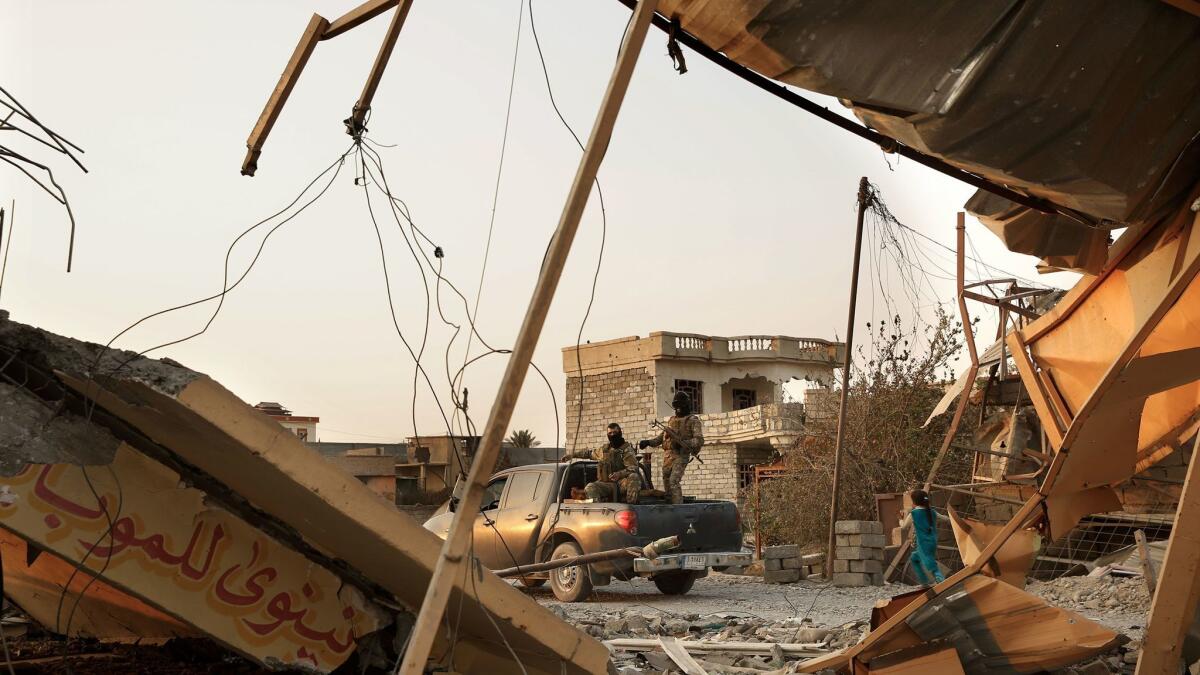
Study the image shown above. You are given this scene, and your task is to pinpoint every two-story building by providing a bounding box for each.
[562,332,845,501]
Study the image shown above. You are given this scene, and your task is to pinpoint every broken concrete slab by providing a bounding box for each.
[0,444,388,671]
[0,316,609,674]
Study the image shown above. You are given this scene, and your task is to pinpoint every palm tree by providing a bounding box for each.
[506,429,540,448]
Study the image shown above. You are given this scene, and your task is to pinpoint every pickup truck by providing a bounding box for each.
[423,459,749,602]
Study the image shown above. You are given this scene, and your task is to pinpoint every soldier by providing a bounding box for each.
[640,391,704,504]
[568,422,642,503]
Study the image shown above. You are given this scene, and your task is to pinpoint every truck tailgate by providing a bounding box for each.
[636,501,740,552]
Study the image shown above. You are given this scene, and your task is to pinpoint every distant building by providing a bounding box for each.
[307,441,408,460]
[322,454,397,502]
[253,401,319,442]
[397,435,480,496]
[562,332,845,501]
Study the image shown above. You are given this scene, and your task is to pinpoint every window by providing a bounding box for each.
[480,477,508,511]
[738,464,756,490]
[503,472,544,510]
[295,428,309,441]
[732,388,757,410]
[673,379,704,413]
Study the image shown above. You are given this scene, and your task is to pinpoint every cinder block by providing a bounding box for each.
[835,520,884,535]
[764,558,782,571]
[870,572,884,586]
[835,546,883,561]
[861,533,888,548]
[832,572,871,587]
[835,535,850,547]
[763,545,800,560]
[763,569,802,584]
[800,553,825,565]
[781,557,804,570]
[849,559,883,574]
[833,559,849,573]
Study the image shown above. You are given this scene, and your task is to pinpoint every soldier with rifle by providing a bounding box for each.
[640,391,704,504]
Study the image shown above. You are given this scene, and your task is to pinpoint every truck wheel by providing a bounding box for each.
[518,577,546,589]
[653,570,698,596]
[549,541,593,602]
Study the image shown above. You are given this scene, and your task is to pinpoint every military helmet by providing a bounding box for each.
[671,391,691,408]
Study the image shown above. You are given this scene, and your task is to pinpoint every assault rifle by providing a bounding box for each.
[649,419,705,464]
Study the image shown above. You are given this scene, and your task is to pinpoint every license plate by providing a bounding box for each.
[683,554,707,571]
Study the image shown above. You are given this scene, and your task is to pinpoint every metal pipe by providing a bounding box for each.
[494,548,641,578]
[826,177,869,579]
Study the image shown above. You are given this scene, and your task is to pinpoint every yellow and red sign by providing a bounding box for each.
[0,445,387,672]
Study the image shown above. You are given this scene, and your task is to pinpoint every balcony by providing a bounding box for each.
[699,402,806,448]
[653,332,845,367]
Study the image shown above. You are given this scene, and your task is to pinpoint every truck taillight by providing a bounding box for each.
[616,510,638,535]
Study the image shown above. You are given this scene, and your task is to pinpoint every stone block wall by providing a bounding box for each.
[564,366,656,452]
[646,443,738,501]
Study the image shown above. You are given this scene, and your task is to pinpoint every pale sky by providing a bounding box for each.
[2,0,1074,447]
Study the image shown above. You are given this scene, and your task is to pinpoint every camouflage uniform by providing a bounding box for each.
[570,441,642,503]
[645,415,704,504]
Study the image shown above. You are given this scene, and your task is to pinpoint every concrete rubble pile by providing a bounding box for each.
[0,314,607,674]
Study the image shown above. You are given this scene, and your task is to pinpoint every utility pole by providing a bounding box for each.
[826,176,869,580]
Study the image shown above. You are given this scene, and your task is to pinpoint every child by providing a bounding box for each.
[903,489,944,585]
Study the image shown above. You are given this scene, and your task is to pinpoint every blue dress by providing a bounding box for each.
[908,506,944,584]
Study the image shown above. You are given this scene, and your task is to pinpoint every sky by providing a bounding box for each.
[2,0,1075,448]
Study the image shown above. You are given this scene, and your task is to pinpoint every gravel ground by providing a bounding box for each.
[530,571,1148,638]
[524,571,1149,673]
[529,572,915,628]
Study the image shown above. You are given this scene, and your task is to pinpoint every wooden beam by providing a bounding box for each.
[345,0,414,136]
[1162,0,1200,18]
[1137,434,1200,674]
[395,1,659,671]
[322,0,398,40]
[924,213,978,490]
[241,14,329,176]
[1007,331,1066,449]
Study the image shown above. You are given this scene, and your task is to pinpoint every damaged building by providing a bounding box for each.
[0,314,608,674]
[563,332,844,501]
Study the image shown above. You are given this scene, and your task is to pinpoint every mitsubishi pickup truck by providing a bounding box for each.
[423,459,749,602]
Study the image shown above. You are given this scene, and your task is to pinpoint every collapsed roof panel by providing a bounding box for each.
[660,0,1200,254]
[0,316,609,674]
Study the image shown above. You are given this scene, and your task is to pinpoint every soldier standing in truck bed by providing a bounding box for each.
[568,422,642,503]
[640,391,704,504]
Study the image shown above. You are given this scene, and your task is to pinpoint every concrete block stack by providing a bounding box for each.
[757,549,826,583]
[832,520,886,587]
[762,545,807,584]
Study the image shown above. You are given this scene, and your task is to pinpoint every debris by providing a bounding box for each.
[799,574,1121,672]
[658,636,710,674]
[605,637,829,658]
[946,507,1040,588]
